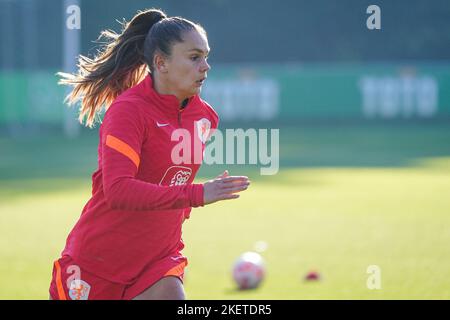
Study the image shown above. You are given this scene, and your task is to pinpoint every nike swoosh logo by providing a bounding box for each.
[156,122,169,127]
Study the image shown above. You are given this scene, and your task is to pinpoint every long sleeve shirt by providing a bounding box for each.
[62,74,219,284]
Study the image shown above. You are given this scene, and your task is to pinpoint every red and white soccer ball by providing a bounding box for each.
[232,251,265,290]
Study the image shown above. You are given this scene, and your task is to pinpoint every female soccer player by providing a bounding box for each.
[49,8,250,300]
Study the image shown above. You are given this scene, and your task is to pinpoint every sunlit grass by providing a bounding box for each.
[1,124,449,299]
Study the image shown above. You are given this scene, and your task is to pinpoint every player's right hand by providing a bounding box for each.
[203,170,251,205]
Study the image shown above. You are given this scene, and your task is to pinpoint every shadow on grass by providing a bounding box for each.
[223,287,261,295]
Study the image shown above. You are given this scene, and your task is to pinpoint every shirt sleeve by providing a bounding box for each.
[101,101,204,211]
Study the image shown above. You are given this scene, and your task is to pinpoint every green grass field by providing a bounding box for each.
[1,123,450,299]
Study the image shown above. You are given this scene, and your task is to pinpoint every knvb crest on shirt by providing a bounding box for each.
[159,166,193,186]
[68,279,91,300]
[196,118,211,144]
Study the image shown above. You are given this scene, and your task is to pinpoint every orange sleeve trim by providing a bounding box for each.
[164,261,187,278]
[106,134,140,169]
[54,260,67,300]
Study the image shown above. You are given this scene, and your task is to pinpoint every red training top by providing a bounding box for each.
[61,74,219,284]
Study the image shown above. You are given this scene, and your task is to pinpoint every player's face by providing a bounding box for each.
[165,30,210,101]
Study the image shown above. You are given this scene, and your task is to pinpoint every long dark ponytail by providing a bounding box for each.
[58,8,166,127]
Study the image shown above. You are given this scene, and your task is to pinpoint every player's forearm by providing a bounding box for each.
[103,177,204,211]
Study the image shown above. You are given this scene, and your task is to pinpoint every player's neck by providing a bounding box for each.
[152,74,187,104]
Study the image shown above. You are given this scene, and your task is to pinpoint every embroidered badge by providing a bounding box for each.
[68,279,91,300]
[196,118,211,144]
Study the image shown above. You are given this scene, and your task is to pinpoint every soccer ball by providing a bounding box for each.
[232,251,265,290]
